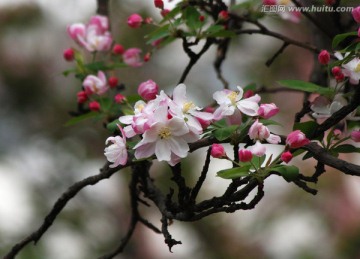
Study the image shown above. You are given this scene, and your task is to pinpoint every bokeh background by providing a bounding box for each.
[1,0,360,258]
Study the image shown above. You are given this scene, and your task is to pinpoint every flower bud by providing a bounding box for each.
[351,130,360,142]
[218,10,229,20]
[286,130,310,149]
[63,48,75,61]
[112,44,125,55]
[281,151,293,163]
[335,72,345,82]
[263,0,276,5]
[238,149,253,162]
[331,66,341,76]
[318,50,330,65]
[161,9,170,17]
[243,90,254,98]
[352,6,360,23]
[127,14,143,28]
[258,103,279,119]
[144,52,151,62]
[211,144,226,158]
[115,93,126,104]
[138,80,159,101]
[108,76,118,88]
[89,101,101,111]
[199,15,205,22]
[123,48,143,67]
[154,0,164,9]
[77,91,87,104]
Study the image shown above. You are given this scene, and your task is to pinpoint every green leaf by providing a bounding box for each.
[203,25,236,38]
[278,80,334,96]
[251,155,266,169]
[332,31,358,49]
[332,144,360,153]
[259,119,282,126]
[107,119,120,133]
[65,112,100,126]
[213,125,238,141]
[159,5,182,23]
[146,24,171,44]
[183,6,202,31]
[272,165,299,182]
[302,151,313,160]
[126,94,142,104]
[217,165,252,179]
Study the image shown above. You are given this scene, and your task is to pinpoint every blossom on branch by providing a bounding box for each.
[104,126,128,168]
[83,71,108,95]
[286,130,310,149]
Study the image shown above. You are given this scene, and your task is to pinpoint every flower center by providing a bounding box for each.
[183,101,195,113]
[227,91,238,104]
[354,63,360,73]
[159,127,171,139]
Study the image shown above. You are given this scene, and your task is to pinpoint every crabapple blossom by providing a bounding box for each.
[281,151,293,163]
[286,130,310,149]
[112,44,125,55]
[352,6,360,23]
[138,80,159,101]
[238,149,253,162]
[161,9,170,17]
[318,50,330,65]
[310,95,346,119]
[63,48,75,61]
[213,86,260,120]
[351,130,360,142]
[134,106,196,164]
[115,94,126,104]
[331,66,342,76]
[123,48,143,67]
[218,10,229,20]
[334,52,360,84]
[89,101,101,111]
[104,126,128,168]
[211,144,226,158]
[248,141,266,157]
[248,119,280,144]
[127,14,143,28]
[154,0,164,9]
[258,103,279,119]
[77,91,87,104]
[83,71,108,95]
[108,77,118,88]
[89,15,109,32]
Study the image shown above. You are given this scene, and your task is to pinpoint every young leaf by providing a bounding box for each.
[278,80,334,96]
[146,24,171,44]
[272,165,299,182]
[213,125,238,141]
[65,112,100,126]
[293,121,319,138]
[332,31,358,49]
[183,6,202,31]
[217,165,252,179]
[332,144,360,153]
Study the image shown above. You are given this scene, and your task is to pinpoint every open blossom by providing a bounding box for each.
[211,144,226,158]
[351,130,360,142]
[138,80,159,101]
[83,71,108,95]
[104,126,128,168]
[67,15,112,52]
[213,86,260,120]
[310,95,347,119]
[248,119,281,144]
[334,52,360,84]
[286,130,310,149]
[123,48,143,67]
[134,106,195,164]
[258,103,279,119]
[248,141,266,157]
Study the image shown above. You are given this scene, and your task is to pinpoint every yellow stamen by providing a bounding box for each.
[159,127,171,139]
[227,91,238,104]
[183,101,195,113]
[354,63,360,73]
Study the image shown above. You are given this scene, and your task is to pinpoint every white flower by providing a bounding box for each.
[334,52,360,84]
[134,106,192,163]
[104,126,127,168]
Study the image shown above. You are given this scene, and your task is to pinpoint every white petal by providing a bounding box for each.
[266,134,281,144]
[190,111,213,120]
[237,100,259,116]
[168,117,189,136]
[155,140,171,161]
[168,137,189,158]
[236,86,244,99]
[135,143,156,159]
[173,84,187,105]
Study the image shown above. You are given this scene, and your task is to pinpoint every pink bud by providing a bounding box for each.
[154,0,164,9]
[115,93,126,103]
[286,130,310,149]
[127,14,143,28]
[351,130,360,142]
[89,101,101,111]
[243,90,254,98]
[108,76,118,88]
[199,15,205,22]
[77,91,88,104]
[318,50,330,65]
[218,10,229,20]
[238,149,253,162]
[144,52,151,62]
[263,0,276,5]
[63,48,75,61]
[258,103,279,119]
[123,48,143,67]
[333,129,342,138]
[112,44,125,55]
[211,144,226,158]
[352,6,360,23]
[138,80,159,101]
[161,9,170,17]
[281,151,293,163]
[248,119,270,141]
[331,66,341,76]
[335,73,344,82]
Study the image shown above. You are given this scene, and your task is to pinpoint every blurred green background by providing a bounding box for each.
[1,0,360,258]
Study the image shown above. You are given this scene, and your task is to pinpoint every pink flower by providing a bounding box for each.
[286,130,310,149]
[352,6,360,23]
[123,48,143,67]
[248,141,266,157]
[104,126,128,168]
[112,44,125,55]
[63,48,75,61]
[318,50,330,65]
[138,80,159,101]
[77,91,87,104]
[218,10,229,20]
[89,15,109,33]
[67,23,86,42]
[248,119,280,144]
[331,66,342,76]
[211,144,226,158]
[258,103,279,119]
[351,130,360,142]
[89,101,101,111]
[281,151,293,163]
[108,76,118,88]
[115,94,126,103]
[83,71,108,95]
[238,149,253,162]
[127,14,143,28]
